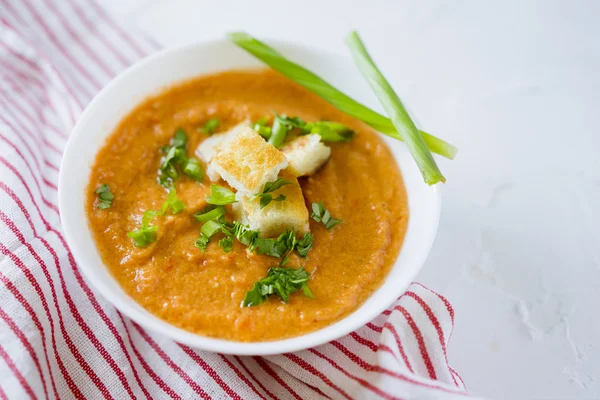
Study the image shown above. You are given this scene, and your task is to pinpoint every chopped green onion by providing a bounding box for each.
[268,116,290,148]
[202,118,220,134]
[194,205,226,223]
[165,187,185,214]
[182,158,204,181]
[206,185,237,205]
[201,219,222,238]
[127,226,158,248]
[305,121,355,142]
[95,184,114,209]
[172,128,188,148]
[195,234,210,251]
[228,32,457,174]
[346,31,445,185]
[253,118,272,139]
[219,237,233,253]
[311,202,343,230]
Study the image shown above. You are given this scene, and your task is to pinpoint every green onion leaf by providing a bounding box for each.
[127,226,158,247]
[228,31,457,169]
[311,201,343,229]
[201,220,222,238]
[219,237,233,253]
[206,185,237,205]
[253,117,272,139]
[262,177,293,194]
[242,266,313,307]
[165,187,185,214]
[346,31,445,185]
[268,115,290,148]
[202,118,220,135]
[95,184,114,209]
[305,121,356,142]
[232,222,260,247]
[194,205,226,223]
[182,158,204,181]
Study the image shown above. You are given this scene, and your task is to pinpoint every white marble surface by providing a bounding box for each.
[103,1,600,398]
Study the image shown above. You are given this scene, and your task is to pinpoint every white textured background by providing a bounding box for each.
[102,1,600,398]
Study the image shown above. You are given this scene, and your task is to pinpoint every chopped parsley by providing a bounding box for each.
[127,187,185,247]
[242,266,314,307]
[158,128,204,186]
[250,178,293,209]
[311,202,343,229]
[206,185,237,205]
[202,118,220,134]
[95,184,114,209]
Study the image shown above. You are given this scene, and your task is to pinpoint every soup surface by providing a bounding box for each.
[87,69,408,341]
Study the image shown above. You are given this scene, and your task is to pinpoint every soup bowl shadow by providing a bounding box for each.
[58,38,441,355]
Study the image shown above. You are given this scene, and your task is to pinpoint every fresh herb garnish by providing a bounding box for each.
[311,202,343,230]
[95,184,114,209]
[296,232,314,258]
[194,205,226,223]
[127,187,185,247]
[250,178,293,209]
[232,221,260,247]
[202,118,220,134]
[206,185,237,205]
[195,235,210,251]
[252,117,272,139]
[242,266,314,307]
[228,32,457,184]
[158,128,204,186]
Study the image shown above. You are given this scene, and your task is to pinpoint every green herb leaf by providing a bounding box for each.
[182,158,204,181]
[228,32,457,174]
[273,194,286,202]
[263,178,293,194]
[232,222,260,247]
[202,118,220,134]
[127,226,158,247]
[95,184,114,209]
[141,210,162,227]
[194,205,226,223]
[251,178,293,209]
[346,31,445,185]
[219,237,233,253]
[258,194,273,209]
[242,266,313,307]
[253,237,288,258]
[172,128,188,148]
[206,185,237,205]
[296,232,314,258]
[311,202,343,229]
[274,114,306,130]
[158,130,189,187]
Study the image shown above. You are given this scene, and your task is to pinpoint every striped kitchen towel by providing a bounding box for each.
[0,0,473,398]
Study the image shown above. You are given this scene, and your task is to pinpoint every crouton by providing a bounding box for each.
[280,134,331,177]
[194,121,250,164]
[209,127,288,195]
[234,174,309,237]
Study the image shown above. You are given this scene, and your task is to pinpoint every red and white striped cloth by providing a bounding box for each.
[0,1,475,399]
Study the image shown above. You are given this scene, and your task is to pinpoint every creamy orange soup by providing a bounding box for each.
[86,69,408,341]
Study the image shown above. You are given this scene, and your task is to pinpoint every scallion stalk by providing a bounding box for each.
[227,32,458,165]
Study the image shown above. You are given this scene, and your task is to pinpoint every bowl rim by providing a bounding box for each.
[59,38,441,355]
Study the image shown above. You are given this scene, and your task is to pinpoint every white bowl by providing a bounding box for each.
[58,38,441,355]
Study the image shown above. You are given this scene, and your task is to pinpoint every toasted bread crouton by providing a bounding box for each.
[209,127,288,195]
[194,121,250,164]
[235,174,309,237]
[281,134,331,177]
